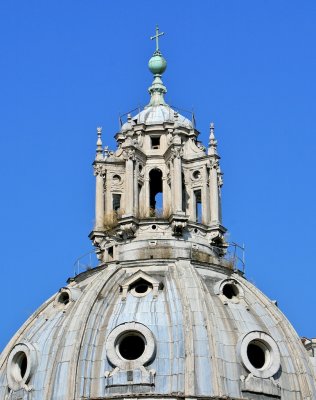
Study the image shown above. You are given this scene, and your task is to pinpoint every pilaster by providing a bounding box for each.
[94,163,106,230]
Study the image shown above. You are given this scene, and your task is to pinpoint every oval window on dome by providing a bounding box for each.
[247,340,269,369]
[54,288,72,309]
[106,322,156,369]
[57,291,70,306]
[130,279,153,298]
[217,278,244,304]
[116,331,146,360]
[7,343,37,391]
[239,331,280,379]
[222,282,239,300]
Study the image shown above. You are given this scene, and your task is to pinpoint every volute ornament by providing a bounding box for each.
[123,149,136,161]
[170,146,183,160]
[93,164,106,177]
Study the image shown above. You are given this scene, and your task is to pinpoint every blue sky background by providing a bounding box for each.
[0,0,315,351]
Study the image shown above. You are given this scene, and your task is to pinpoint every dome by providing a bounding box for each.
[121,105,193,131]
[0,261,315,399]
[1,28,315,400]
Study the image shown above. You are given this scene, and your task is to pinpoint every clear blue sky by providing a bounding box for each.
[0,0,315,351]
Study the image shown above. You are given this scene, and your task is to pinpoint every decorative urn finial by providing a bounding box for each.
[96,126,103,160]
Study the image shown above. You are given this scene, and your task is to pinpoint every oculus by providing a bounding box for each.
[106,322,156,369]
[239,331,280,378]
[7,342,37,391]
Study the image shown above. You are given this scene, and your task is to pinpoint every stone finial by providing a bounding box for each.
[96,126,103,161]
[208,122,218,156]
[209,122,216,141]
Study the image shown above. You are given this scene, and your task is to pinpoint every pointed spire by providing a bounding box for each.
[208,122,218,156]
[147,26,167,107]
[96,127,103,160]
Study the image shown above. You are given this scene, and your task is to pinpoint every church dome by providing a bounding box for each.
[0,261,315,399]
[1,27,315,400]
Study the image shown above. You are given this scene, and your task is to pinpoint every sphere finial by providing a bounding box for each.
[147,26,167,106]
[148,25,167,76]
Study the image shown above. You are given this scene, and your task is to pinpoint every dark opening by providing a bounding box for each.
[182,173,186,212]
[151,136,161,149]
[149,169,163,215]
[118,333,145,360]
[193,170,201,180]
[112,174,121,183]
[130,279,152,294]
[13,352,28,380]
[112,194,121,212]
[222,283,239,299]
[20,353,27,378]
[247,342,266,369]
[194,190,202,223]
[58,292,70,305]
[152,224,157,230]
[108,246,113,259]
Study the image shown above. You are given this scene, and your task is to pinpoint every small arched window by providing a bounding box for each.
[149,169,163,216]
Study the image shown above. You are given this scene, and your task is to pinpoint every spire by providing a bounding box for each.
[96,127,103,161]
[147,26,167,107]
[208,122,218,156]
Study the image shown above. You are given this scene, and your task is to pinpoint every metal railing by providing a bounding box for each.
[73,250,99,276]
[224,242,246,273]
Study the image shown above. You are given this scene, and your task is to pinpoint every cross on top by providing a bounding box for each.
[150,25,164,52]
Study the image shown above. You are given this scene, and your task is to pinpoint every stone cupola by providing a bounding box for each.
[90,28,226,264]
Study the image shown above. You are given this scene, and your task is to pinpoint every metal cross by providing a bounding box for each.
[150,25,164,52]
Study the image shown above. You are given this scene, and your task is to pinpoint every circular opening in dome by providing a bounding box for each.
[11,351,28,382]
[247,341,268,369]
[117,332,146,360]
[194,228,198,233]
[135,283,149,294]
[222,283,239,299]
[113,174,121,183]
[58,292,70,306]
[192,170,201,180]
[130,279,153,297]
[240,332,279,378]
[152,224,157,230]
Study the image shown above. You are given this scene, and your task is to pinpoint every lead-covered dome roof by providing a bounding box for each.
[0,260,315,399]
[121,105,193,131]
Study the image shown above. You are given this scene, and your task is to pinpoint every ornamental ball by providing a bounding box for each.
[148,54,167,75]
